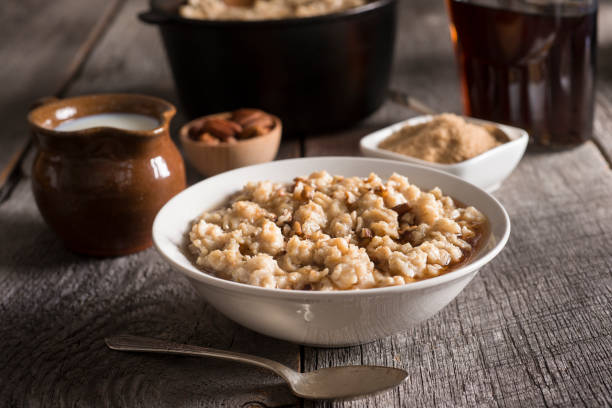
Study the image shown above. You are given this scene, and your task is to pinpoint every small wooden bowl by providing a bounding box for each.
[180,112,282,177]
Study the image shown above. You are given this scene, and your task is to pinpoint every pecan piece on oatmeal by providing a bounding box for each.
[292,181,314,201]
[360,227,373,239]
[391,202,411,217]
[293,221,302,235]
[399,225,419,245]
[373,186,387,196]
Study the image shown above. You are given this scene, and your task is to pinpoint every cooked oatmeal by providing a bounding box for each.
[189,171,488,290]
[180,0,367,21]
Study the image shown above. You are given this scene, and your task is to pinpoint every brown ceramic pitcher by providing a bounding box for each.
[28,94,186,256]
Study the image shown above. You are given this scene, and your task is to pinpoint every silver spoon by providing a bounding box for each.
[106,335,407,400]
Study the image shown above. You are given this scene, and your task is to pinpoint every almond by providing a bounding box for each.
[198,132,220,145]
[231,108,266,127]
[238,125,269,139]
[201,118,242,140]
[242,114,274,129]
[188,119,208,140]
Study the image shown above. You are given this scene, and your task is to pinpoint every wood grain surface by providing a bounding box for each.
[305,142,612,408]
[0,0,124,193]
[595,2,612,160]
[303,3,612,407]
[1,0,612,407]
[0,182,298,408]
[0,0,300,407]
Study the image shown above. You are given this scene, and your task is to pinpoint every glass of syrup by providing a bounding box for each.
[446,0,598,146]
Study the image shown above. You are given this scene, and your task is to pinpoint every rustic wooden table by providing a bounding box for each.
[2,0,612,406]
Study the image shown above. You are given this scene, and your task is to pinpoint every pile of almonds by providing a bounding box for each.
[189,108,275,145]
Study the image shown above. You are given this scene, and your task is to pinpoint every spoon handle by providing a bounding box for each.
[106,335,298,382]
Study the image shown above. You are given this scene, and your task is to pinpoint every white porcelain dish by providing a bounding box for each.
[359,115,528,192]
[153,157,510,347]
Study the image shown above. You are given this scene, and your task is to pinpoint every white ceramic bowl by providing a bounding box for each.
[153,157,510,347]
[360,115,528,192]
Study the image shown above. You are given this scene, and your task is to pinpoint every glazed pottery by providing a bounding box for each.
[28,94,186,256]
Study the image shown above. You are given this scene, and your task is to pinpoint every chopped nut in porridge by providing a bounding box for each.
[180,0,367,21]
[188,171,488,290]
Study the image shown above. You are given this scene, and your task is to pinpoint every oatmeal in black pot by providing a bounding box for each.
[139,0,397,135]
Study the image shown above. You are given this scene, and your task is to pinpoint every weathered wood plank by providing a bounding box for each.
[0,181,298,407]
[305,142,612,408]
[594,1,612,162]
[0,0,120,192]
[594,86,612,164]
[304,1,612,407]
[4,0,612,407]
[0,0,301,406]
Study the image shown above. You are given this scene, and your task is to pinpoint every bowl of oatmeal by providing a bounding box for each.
[153,157,510,346]
[360,114,528,192]
[138,0,396,134]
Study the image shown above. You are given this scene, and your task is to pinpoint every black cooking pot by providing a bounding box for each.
[139,0,397,135]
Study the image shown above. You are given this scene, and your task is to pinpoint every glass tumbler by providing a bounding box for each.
[446,0,598,146]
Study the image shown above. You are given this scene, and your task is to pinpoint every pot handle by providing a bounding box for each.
[29,96,60,112]
[138,10,172,25]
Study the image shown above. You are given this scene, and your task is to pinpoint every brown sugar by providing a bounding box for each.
[379,113,509,164]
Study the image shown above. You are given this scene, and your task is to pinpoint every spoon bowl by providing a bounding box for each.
[291,365,408,399]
